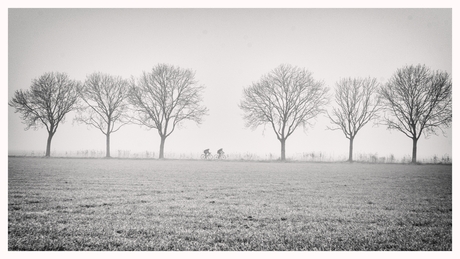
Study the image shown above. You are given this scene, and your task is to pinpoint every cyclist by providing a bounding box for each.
[203,148,211,158]
[217,148,224,158]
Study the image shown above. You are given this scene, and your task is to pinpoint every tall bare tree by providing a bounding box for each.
[9,72,80,157]
[328,77,381,162]
[76,72,131,158]
[380,64,452,164]
[239,64,329,161]
[129,64,208,159]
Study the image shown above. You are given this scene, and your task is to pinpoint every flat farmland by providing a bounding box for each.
[8,157,452,251]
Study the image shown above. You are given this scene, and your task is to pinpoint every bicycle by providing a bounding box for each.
[216,152,226,159]
[200,153,213,159]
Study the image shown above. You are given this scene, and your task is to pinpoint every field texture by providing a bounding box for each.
[8,157,452,251]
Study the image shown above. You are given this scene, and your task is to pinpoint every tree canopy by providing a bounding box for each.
[240,64,329,160]
[9,72,80,157]
[129,64,208,159]
[77,72,131,157]
[380,64,452,163]
[328,77,381,162]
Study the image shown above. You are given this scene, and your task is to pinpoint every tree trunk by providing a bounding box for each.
[348,136,354,162]
[106,120,111,158]
[280,138,286,161]
[412,137,417,164]
[106,133,111,158]
[45,132,54,157]
[159,136,166,159]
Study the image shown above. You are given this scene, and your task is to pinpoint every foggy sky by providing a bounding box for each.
[7,8,452,161]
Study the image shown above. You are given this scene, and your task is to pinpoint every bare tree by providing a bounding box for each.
[76,72,131,158]
[129,64,208,159]
[380,64,452,164]
[9,72,80,157]
[327,77,381,162]
[239,64,329,161]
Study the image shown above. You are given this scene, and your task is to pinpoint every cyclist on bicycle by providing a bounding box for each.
[203,149,211,158]
[217,148,224,158]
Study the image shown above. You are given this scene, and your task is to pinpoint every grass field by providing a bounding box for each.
[7,157,452,251]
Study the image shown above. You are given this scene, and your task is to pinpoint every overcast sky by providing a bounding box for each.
[7,8,452,161]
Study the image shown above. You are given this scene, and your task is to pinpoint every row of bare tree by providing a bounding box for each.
[9,63,451,163]
[240,64,451,163]
[9,64,208,159]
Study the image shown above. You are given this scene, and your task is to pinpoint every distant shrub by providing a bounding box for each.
[441,154,451,164]
[117,150,131,158]
[388,154,395,163]
[370,154,378,163]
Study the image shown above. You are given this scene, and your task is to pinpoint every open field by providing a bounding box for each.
[8,157,452,251]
